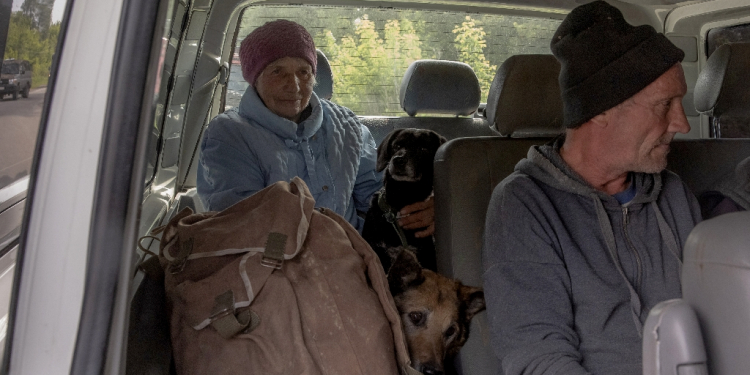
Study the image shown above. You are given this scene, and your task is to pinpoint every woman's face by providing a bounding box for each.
[255,56,315,123]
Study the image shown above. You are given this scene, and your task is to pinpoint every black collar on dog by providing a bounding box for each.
[377,189,410,247]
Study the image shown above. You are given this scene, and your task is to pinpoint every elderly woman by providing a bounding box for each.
[197,20,433,235]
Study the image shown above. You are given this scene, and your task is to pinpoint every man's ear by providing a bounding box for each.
[386,246,424,295]
[458,285,486,322]
[376,129,403,172]
[589,112,609,128]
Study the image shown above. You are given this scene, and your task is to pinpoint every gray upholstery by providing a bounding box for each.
[694,43,750,117]
[666,139,750,196]
[681,211,750,374]
[399,59,481,117]
[642,299,708,375]
[485,55,564,137]
[432,137,750,375]
[314,49,333,100]
[434,136,552,375]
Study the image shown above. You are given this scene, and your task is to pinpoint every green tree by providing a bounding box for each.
[20,0,54,36]
[5,11,58,87]
[384,19,422,90]
[453,16,496,103]
[319,15,423,115]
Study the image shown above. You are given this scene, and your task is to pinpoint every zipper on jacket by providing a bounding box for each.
[622,206,643,291]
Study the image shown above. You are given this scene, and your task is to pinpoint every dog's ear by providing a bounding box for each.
[458,285,486,322]
[436,133,447,146]
[386,246,424,294]
[376,129,404,172]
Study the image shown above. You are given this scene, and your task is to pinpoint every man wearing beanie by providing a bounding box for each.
[483,2,702,374]
[196,19,434,234]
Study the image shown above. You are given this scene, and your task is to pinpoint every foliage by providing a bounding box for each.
[453,17,496,103]
[20,0,54,36]
[320,16,423,115]
[5,11,59,87]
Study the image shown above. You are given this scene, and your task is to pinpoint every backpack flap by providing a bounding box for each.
[160,178,315,337]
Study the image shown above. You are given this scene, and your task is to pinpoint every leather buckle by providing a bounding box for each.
[261,232,287,270]
[260,256,283,270]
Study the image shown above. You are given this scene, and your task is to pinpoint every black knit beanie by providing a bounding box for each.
[551,1,685,128]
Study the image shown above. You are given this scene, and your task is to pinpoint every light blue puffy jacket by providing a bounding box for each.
[197,87,382,232]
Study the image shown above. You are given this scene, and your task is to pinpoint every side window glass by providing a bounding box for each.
[0,0,70,360]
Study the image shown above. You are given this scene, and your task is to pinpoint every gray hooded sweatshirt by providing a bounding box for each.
[483,139,701,375]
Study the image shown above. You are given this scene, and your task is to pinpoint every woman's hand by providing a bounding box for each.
[397,195,435,238]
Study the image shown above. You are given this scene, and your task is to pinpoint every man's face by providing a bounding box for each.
[605,64,691,174]
[255,56,314,122]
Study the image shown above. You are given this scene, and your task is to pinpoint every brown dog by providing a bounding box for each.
[387,246,485,375]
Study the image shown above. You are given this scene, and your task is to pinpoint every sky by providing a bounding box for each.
[11,0,66,24]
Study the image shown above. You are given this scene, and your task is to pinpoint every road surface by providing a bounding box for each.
[0,87,45,191]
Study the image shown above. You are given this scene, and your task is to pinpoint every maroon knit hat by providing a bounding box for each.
[239,19,317,85]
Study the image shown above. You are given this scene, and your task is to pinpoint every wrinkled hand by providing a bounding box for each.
[397,195,435,238]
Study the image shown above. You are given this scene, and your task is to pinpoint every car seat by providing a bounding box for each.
[643,42,750,375]
[484,54,564,137]
[399,59,480,117]
[314,49,334,100]
[433,54,565,375]
[694,42,750,138]
[365,59,494,144]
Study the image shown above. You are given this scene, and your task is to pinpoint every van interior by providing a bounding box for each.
[69,0,750,374]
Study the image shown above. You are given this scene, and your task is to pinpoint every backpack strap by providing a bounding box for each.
[187,232,288,337]
[208,290,261,338]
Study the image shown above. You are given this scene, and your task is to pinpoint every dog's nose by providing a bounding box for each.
[392,155,407,167]
[420,364,444,375]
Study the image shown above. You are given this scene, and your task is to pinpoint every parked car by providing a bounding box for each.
[0,0,748,374]
[0,59,32,100]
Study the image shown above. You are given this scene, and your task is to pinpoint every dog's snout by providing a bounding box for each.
[392,154,407,167]
[419,364,444,375]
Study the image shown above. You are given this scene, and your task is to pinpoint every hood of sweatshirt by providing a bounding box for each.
[516,137,663,208]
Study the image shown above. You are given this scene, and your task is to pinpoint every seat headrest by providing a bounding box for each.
[694,43,750,118]
[485,54,564,137]
[314,49,333,100]
[399,60,480,117]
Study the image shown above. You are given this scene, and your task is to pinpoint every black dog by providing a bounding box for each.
[362,128,446,272]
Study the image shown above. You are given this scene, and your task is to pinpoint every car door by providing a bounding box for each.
[0,0,68,369]
[1,0,169,373]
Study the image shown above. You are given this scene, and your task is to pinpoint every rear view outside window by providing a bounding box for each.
[706,23,750,138]
[227,5,561,116]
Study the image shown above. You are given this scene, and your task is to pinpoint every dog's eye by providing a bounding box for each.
[408,311,424,325]
[444,325,457,338]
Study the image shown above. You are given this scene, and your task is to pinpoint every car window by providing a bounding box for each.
[0,0,69,363]
[705,23,750,138]
[1,62,18,74]
[225,5,561,116]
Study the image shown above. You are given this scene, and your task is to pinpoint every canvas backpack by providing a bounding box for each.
[157,177,417,375]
